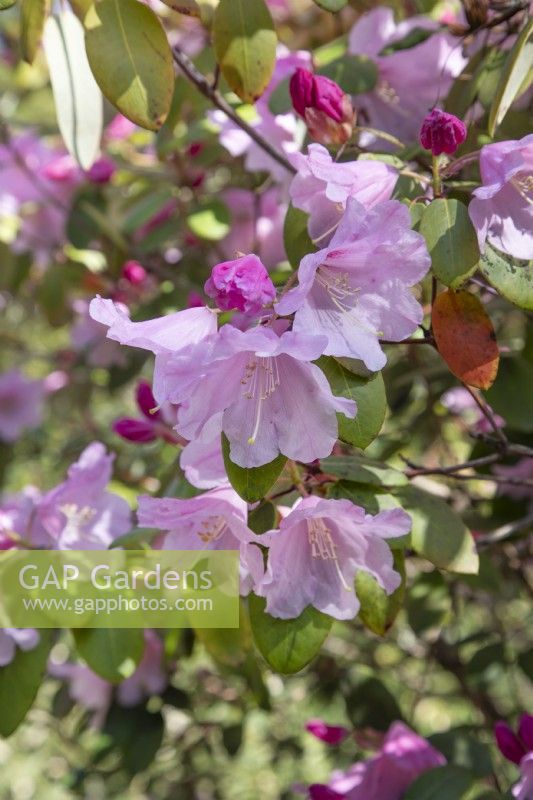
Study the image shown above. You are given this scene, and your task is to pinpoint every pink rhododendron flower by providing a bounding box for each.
[313,721,446,799]
[290,68,354,145]
[495,715,533,765]
[36,442,132,549]
[0,487,44,549]
[179,413,227,489]
[276,199,431,370]
[89,297,218,405]
[205,254,276,315]
[306,719,349,746]
[0,370,44,442]
[514,753,533,800]
[219,187,286,270]
[469,135,533,260]
[347,8,466,147]
[290,144,398,242]
[441,386,505,434]
[419,108,466,156]
[212,45,311,181]
[494,458,533,503]
[0,628,39,667]
[256,496,410,620]
[71,299,128,369]
[105,114,136,141]
[137,486,264,594]
[49,660,112,715]
[163,323,355,468]
[86,156,116,184]
[113,380,179,445]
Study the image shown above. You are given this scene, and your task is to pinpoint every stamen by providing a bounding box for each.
[197,515,227,543]
[59,504,96,540]
[316,266,384,337]
[240,356,280,445]
[511,174,533,205]
[307,518,352,592]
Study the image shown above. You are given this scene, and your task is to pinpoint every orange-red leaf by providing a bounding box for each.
[432,290,499,389]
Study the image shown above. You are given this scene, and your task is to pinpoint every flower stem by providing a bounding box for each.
[432,154,442,197]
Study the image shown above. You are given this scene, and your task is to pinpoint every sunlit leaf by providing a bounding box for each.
[489,17,533,135]
[0,631,53,737]
[20,0,50,63]
[420,199,479,288]
[73,628,144,683]
[356,549,406,636]
[283,204,315,270]
[479,245,533,312]
[222,434,287,503]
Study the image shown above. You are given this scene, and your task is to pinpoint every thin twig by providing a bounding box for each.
[172,47,296,176]
[462,384,508,448]
[476,513,533,547]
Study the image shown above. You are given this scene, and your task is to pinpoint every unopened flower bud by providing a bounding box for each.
[86,157,116,184]
[290,68,354,145]
[112,417,158,443]
[136,380,160,420]
[494,721,526,765]
[519,714,533,751]
[204,254,276,315]
[305,719,349,746]
[122,260,147,286]
[419,108,466,156]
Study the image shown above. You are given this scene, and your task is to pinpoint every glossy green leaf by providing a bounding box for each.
[248,594,332,674]
[486,356,533,432]
[420,199,479,288]
[84,0,174,131]
[479,245,533,311]
[318,54,378,95]
[0,631,53,737]
[43,10,103,169]
[222,434,286,502]
[73,628,144,683]
[489,17,533,135]
[187,199,230,241]
[248,501,276,534]
[283,204,315,270]
[321,455,408,488]
[20,0,50,63]
[312,0,348,11]
[395,485,479,574]
[404,766,475,800]
[213,0,276,103]
[356,549,406,636]
[317,356,386,449]
[104,706,164,775]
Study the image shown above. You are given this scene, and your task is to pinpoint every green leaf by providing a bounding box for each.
[486,356,533,432]
[213,0,277,103]
[429,730,493,778]
[312,0,348,11]
[406,571,451,636]
[20,0,50,63]
[476,48,508,109]
[0,0,16,9]
[248,594,332,674]
[489,17,533,136]
[43,10,103,169]
[356,549,406,636]
[159,0,200,14]
[222,433,286,503]
[84,0,174,131]
[0,631,53,737]
[379,27,434,55]
[187,199,230,241]
[420,199,480,288]
[317,356,386,449]
[404,766,476,800]
[445,48,487,118]
[318,54,378,95]
[268,75,291,115]
[248,501,276,534]
[345,677,402,730]
[395,485,479,574]
[283,203,315,270]
[104,706,164,774]
[479,245,533,311]
[321,455,408,488]
[195,601,252,666]
[73,628,144,683]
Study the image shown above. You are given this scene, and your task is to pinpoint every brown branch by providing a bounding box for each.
[172,47,297,177]
[476,513,533,547]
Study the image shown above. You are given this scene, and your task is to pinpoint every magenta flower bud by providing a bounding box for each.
[86,157,116,184]
[136,380,160,420]
[290,68,354,146]
[112,418,158,443]
[187,291,205,309]
[122,260,148,286]
[519,714,533,751]
[495,721,526,765]
[419,108,466,156]
[309,786,344,800]
[305,719,349,746]
[204,254,276,315]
